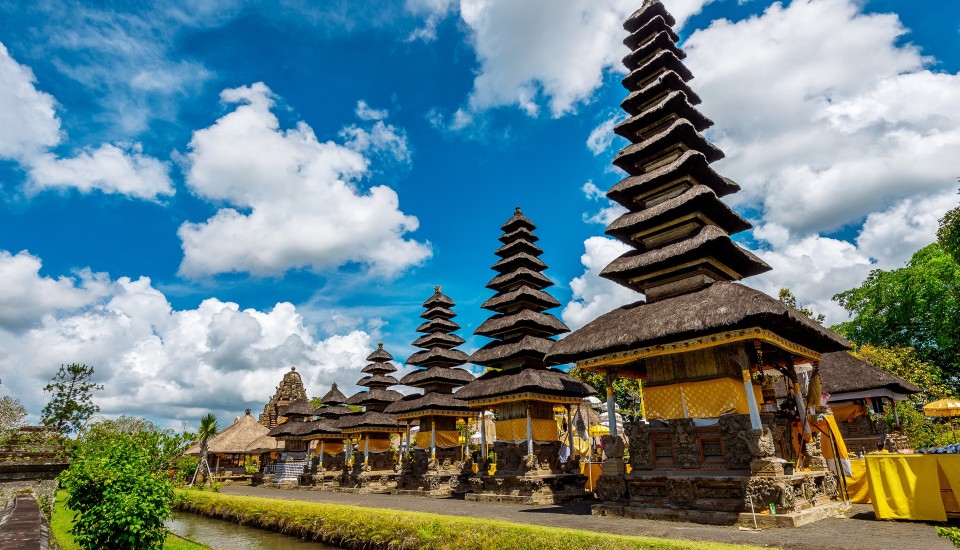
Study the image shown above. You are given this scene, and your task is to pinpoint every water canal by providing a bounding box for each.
[166,511,338,549]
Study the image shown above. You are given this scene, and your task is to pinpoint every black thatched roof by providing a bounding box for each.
[613,119,723,175]
[474,309,569,338]
[624,0,675,33]
[819,352,921,396]
[501,207,535,232]
[383,392,473,415]
[415,318,461,333]
[491,252,547,274]
[547,282,850,364]
[279,399,316,418]
[320,382,348,405]
[406,348,470,367]
[486,267,553,292]
[499,227,539,244]
[411,332,465,349]
[357,374,400,388]
[622,30,685,70]
[469,335,556,367]
[481,286,561,313]
[495,239,543,259]
[615,90,711,139]
[621,70,701,116]
[423,286,455,308]
[455,367,597,401]
[361,361,398,374]
[268,419,339,438]
[337,411,398,431]
[345,388,403,406]
[421,306,456,320]
[622,49,693,91]
[366,343,393,362]
[316,404,357,418]
[400,365,476,387]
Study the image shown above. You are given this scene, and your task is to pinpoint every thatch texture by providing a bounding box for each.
[337,411,399,431]
[624,0,675,32]
[244,433,283,454]
[499,227,539,244]
[480,286,561,312]
[474,309,569,338]
[491,252,547,274]
[411,332,465,349]
[423,287,455,308]
[455,367,596,401]
[320,383,348,405]
[185,411,268,455]
[615,90,710,138]
[621,70,698,116]
[316,404,357,417]
[495,239,543,258]
[622,30,684,69]
[406,348,471,367]
[819,352,920,396]
[366,343,394,362]
[501,207,535,232]
[622,49,693,90]
[399,365,475,387]
[346,388,403,406]
[469,335,555,367]
[486,267,553,292]
[268,419,338,438]
[279,399,316,418]
[415,318,461,333]
[421,306,456,320]
[613,119,722,174]
[607,150,737,207]
[357,374,400,387]
[383,392,473,415]
[361,361,398,374]
[547,282,850,364]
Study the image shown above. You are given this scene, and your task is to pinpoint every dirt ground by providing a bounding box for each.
[223,485,956,549]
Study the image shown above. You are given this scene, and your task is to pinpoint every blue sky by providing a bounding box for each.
[1,0,957,428]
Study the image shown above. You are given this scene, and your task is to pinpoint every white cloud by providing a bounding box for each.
[582,181,627,226]
[0,42,173,199]
[404,0,457,42]
[178,82,431,277]
[561,236,638,331]
[340,102,411,164]
[0,251,379,427]
[354,100,389,121]
[586,113,625,156]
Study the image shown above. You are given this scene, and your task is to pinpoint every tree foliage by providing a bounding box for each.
[778,288,825,324]
[60,416,189,550]
[852,344,951,409]
[194,413,218,484]
[938,187,960,264]
[833,243,960,383]
[568,367,644,420]
[41,363,103,436]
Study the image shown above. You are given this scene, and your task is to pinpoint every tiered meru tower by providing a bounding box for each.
[456,208,595,504]
[385,286,475,495]
[548,0,851,525]
[338,343,402,492]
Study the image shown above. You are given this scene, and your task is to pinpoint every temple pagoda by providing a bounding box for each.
[385,286,476,495]
[337,343,402,492]
[260,399,330,486]
[258,367,308,428]
[456,208,596,504]
[300,383,357,488]
[548,0,851,525]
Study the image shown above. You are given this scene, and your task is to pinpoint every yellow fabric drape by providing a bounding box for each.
[314,442,344,456]
[866,455,947,521]
[414,430,460,449]
[831,403,868,423]
[937,456,960,515]
[845,458,870,503]
[820,415,849,460]
[644,378,761,419]
[357,439,391,453]
[494,418,558,442]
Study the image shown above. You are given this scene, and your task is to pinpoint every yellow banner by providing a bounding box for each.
[357,439,391,453]
[314,442,344,456]
[414,430,460,449]
[495,418,558,442]
[831,403,868,423]
[845,458,870,503]
[644,377,761,419]
[866,455,946,521]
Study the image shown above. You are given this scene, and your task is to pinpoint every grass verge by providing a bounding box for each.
[174,489,767,550]
[51,491,207,550]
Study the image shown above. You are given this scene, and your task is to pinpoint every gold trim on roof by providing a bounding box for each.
[339,427,398,435]
[577,326,820,372]
[394,409,472,421]
[464,392,585,408]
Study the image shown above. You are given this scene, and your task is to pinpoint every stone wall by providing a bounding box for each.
[0,426,69,519]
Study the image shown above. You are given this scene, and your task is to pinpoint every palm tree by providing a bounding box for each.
[195,413,219,485]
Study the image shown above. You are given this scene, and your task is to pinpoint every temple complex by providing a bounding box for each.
[258,367,308,428]
[547,0,851,526]
[300,383,357,487]
[385,286,476,496]
[456,208,596,504]
[337,343,402,492]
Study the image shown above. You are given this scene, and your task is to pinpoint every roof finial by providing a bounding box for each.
[434,285,441,292]
[378,342,384,349]
[291,366,296,371]
[245,408,251,415]
[515,206,522,214]
[331,382,338,389]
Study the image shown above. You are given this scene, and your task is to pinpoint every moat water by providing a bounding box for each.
[166,511,338,549]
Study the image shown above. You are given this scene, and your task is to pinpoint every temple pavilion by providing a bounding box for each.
[385,286,476,496]
[456,208,596,504]
[300,383,358,487]
[261,399,332,486]
[547,0,851,525]
[337,343,402,492]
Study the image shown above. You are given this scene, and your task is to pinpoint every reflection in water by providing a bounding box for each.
[166,511,338,550]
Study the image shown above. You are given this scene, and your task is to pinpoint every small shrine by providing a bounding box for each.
[456,208,596,504]
[337,343,402,492]
[261,399,328,486]
[385,286,476,496]
[258,367,309,428]
[300,383,358,488]
[548,0,851,526]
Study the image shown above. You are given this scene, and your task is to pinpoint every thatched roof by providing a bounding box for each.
[366,343,393,362]
[625,14,679,51]
[244,433,284,453]
[499,227,539,244]
[406,348,470,367]
[456,367,597,401]
[383,392,473,415]
[361,361,398,374]
[622,49,693,91]
[337,411,399,431]
[491,252,547,274]
[421,306,456,320]
[615,91,709,140]
[268,419,338,439]
[481,286,561,313]
[412,332,465,349]
[423,286,455,308]
[320,383,348,405]
[185,410,268,455]
[475,309,569,338]
[606,185,751,245]
[346,388,403,406]
[614,119,722,174]
[415,318,461,333]
[624,0,675,33]
[486,267,553,292]
[400,365,475,387]
[469,335,556,367]
[357,374,400,387]
[622,30,684,70]
[279,399,316,418]
[621,70,700,117]
[547,282,850,364]
[316,404,357,418]
[501,207,535,232]
[495,239,543,258]
[608,150,737,207]
[819,352,920,396]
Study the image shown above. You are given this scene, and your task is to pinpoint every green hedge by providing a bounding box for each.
[174,490,763,550]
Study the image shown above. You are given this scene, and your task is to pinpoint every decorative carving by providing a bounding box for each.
[822,473,838,499]
[743,428,776,458]
[596,474,627,502]
[672,419,701,469]
[666,477,697,508]
[802,434,828,471]
[442,458,452,471]
[624,422,653,469]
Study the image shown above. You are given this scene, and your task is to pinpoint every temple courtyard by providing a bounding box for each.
[223,484,954,550]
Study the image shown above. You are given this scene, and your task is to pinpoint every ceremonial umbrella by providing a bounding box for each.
[924,398,960,444]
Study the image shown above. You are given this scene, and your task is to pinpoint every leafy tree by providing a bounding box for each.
[938,187,960,264]
[569,367,644,421]
[41,363,103,436]
[60,416,189,550]
[778,288,825,324]
[0,395,27,444]
[195,413,219,483]
[833,243,960,383]
[852,344,951,410]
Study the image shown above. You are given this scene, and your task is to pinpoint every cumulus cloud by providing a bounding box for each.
[404,0,457,42]
[0,42,173,199]
[561,236,638,331]
[340,101,412,164]
[178,83,431,278]
[582,181,627,226]
[0,251,380,427]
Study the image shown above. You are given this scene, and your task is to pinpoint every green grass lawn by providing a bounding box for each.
[176,489,769,550]
[51,491,207,550]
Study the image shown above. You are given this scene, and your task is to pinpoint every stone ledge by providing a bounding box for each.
[737,500,850,528]
[592,503,740,525]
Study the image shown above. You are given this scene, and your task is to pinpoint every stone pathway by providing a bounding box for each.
[223,485,957,549]
[0,495,49,550]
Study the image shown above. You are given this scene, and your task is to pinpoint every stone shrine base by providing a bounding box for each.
[464,473,592,505]
[593,499,848,528]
